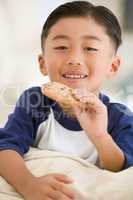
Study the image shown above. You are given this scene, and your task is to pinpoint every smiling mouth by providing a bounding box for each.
[62,74,88,79]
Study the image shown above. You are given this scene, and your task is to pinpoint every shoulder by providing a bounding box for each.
[100,93,133,130]
[100,93,133,116]
[17,86,53,105]
[17,86,43,104]
[16,86,56,115]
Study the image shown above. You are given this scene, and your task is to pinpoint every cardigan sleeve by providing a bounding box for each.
[108,103,133,169]
[0,88,36,155]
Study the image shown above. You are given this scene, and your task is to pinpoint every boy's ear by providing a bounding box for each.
[38,54,47,76]
[107,55,121,78]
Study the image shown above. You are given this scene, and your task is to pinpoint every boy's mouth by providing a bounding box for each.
[62,73,88,79]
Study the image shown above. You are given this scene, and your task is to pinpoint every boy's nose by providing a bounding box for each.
[66,56,84,67]
[66,50,84,67]
[67,61,81,66]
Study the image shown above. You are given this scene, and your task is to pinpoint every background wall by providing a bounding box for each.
[0,0,133,126]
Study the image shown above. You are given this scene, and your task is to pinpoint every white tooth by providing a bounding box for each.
[64,74,87,79]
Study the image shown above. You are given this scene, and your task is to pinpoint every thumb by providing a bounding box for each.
[72,104,82,116]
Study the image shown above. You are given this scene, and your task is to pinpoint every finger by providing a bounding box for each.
[51,181,75,199]
[49,190,74,200]
[83,97,107,115]
[72,89,94,97]
[72,93,97,107]
[53,174,74,183]
[79,95,101,106]
[82,97,96,106]
[72,103,83,114]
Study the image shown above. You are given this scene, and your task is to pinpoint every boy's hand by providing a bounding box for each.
[23,173,75,200]
[72,89,108,143]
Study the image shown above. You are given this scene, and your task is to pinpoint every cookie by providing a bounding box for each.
[41,82,79,117]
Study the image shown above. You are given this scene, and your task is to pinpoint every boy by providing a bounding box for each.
[0,1,133,200]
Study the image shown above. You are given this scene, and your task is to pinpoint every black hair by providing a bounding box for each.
[41,1,122,52]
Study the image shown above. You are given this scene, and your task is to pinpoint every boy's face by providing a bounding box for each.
[39,17,120,94]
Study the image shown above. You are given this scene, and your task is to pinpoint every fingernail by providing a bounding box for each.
[66,177,74,182]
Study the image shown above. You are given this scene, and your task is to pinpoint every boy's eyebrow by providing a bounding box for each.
[82,35,101,42]
[52,35,70,41]
[52,34,101,42]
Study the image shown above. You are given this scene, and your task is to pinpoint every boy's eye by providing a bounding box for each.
[84,47,98,52]
[54,46,68,50]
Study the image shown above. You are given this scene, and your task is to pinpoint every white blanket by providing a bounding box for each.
[0,148,133,200]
